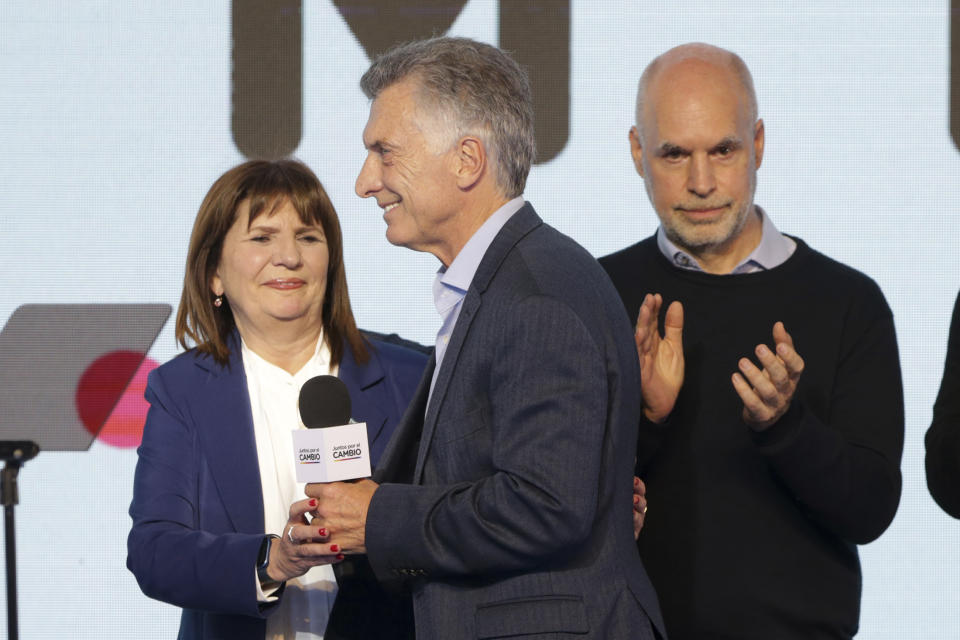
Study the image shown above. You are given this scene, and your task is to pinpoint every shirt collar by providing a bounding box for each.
[656,205,796,274]
[240,328,332,385]
[437,196,525,296]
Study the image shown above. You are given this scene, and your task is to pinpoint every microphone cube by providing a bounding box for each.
[292,422,371,482]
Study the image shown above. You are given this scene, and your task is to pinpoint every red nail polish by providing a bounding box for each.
[318,528,327,537]
[336,553,345,561]
[309,499,317,507]
[330,544,340,553]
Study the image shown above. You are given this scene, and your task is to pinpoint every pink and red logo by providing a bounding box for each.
[75,350,159,449]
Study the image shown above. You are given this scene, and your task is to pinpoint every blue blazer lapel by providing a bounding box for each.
[413,204,543,483]
[338,341,390,450]
[375,354,434,484]
[191,343,264,535]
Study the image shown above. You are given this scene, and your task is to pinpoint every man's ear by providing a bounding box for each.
[455,136,486,190]
[753,118,765,170]
[629,126,645,177]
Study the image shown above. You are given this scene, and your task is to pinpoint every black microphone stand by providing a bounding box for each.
[1,440,39,640]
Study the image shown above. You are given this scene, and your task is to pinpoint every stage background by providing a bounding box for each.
[1,1,958,637]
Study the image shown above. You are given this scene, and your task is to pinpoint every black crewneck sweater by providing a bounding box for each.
[600,235,904,640]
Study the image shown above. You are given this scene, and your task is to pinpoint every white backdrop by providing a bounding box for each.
[1,1,958,637]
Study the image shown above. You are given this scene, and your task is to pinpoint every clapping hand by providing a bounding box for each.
[635,294,684,423]
[731,322,805,431]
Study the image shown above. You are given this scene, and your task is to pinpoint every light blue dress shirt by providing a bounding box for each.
[656,205,796,274]
[429,197,526,399]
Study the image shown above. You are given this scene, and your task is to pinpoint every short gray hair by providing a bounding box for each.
[636,43,758,139]
[360,37,535,198]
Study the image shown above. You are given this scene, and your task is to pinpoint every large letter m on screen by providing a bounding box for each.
[232,1,569,163]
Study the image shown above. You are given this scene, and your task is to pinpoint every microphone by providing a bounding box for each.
[299,375,352,429]
[292,375,371,483]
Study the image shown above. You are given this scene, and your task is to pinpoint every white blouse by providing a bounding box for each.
[241,333,339,639]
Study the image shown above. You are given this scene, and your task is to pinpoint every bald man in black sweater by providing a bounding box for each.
[599,43,904,639]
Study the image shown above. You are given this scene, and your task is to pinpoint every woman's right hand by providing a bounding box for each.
[265,497,344,583]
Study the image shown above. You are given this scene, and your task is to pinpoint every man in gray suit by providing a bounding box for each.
[308,37,664,639]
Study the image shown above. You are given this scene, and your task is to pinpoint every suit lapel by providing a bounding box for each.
[192,343,264,534]
[413,204,543,483]
[414,294,480,482]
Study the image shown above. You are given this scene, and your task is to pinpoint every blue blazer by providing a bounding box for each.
[127,335,426,640]
[365,205,666,639]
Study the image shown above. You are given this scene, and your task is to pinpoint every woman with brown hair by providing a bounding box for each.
[127,159,426,639]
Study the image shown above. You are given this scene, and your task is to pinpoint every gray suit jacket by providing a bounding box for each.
[366,204,665,639]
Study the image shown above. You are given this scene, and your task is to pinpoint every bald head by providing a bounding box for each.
[636,43,758,141]
[628,43,766,273]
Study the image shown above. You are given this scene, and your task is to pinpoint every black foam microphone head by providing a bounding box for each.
[298,375,352,429]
